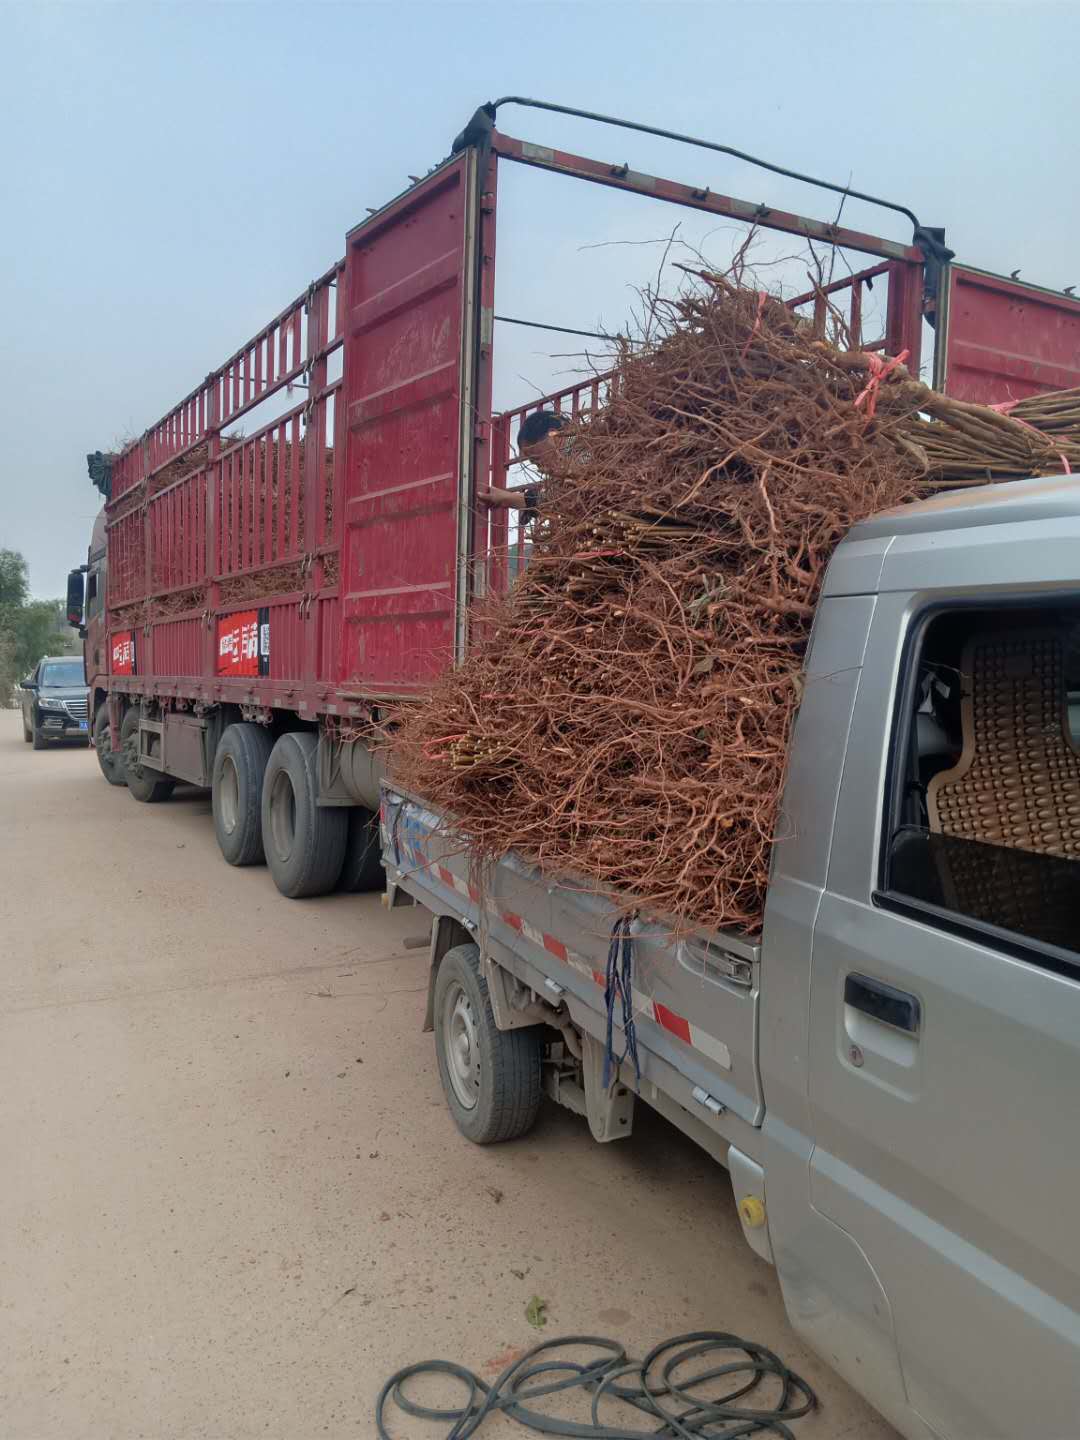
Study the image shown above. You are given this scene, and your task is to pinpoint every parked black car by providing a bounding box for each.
[19,656,90,749]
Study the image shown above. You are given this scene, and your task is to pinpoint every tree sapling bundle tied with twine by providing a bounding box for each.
[389,267,1079,935]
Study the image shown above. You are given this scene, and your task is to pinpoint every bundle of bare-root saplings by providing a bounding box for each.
[389,272,1079,934]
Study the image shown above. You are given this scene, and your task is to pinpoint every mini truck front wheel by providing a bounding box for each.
[433,944,542,1144]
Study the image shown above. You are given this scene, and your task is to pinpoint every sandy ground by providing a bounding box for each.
[0,709,899,1439]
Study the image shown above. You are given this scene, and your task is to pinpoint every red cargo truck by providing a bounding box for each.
[68,98,1080,898]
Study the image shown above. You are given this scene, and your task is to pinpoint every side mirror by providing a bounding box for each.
[66,568,85,628]
[20,678,37,690]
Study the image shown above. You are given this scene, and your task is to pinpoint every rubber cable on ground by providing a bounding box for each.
[375,1329,817,1438]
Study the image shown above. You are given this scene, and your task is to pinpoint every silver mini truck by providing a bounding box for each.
[382,473,1080,1440]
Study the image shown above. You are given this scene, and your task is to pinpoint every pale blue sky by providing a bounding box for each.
[3,0,1078,595]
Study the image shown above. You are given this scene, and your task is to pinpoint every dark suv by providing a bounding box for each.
[20,656,90,749]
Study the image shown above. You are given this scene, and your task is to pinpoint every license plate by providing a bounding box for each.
[78,721,88,731]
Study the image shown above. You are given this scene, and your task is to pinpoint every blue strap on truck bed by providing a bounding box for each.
[603,916,640,1087]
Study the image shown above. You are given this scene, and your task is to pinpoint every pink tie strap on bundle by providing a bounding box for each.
[989,398,1072,474]
[422,733,467,761]
[853,349,910,420]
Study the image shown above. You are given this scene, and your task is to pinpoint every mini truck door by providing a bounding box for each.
[807,543,1080,1440]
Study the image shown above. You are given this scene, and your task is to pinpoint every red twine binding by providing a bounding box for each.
[853,349,910,420]
[422,733,467,761]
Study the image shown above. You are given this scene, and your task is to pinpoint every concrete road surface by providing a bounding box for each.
[0,710,899,1439]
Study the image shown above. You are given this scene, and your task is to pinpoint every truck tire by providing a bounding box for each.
[336,805,385,893]
[213,723,273,866]
[31,714,46,750]
[434,944,543,1145]
[120,707,175,803]
[94,703,127,786]
[261,731,347,898]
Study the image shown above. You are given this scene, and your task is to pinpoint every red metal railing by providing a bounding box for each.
[484,372,615,593]
[105,505,145,607]
[483,261,925,595]
[149,470,208,593]
[111,265,341,504]
[786,259,923,372]
[108,262,345,615]
[215,412,306,578]
[107,122,930,671]
[492,131,925,269]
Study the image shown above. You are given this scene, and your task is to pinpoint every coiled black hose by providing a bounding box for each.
[375,1329,817,1438]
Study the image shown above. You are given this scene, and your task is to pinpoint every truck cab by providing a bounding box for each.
[780,471,1080,1440]
[67,509,119,781]
[383,471,1080,1440]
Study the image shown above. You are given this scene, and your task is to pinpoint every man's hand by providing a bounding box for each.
[477,485,527,511]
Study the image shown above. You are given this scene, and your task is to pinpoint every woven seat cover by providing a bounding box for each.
[928,628,1080,860]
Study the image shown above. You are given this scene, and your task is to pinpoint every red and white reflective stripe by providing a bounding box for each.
[398,838,732,1070]
[434,864,480,905]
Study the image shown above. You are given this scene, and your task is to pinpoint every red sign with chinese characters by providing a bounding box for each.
[216,609,270,678]
[111,631,136,675]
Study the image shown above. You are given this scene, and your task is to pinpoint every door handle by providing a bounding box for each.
[844,973,921,1035]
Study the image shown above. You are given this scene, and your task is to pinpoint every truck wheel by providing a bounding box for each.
[32,715,46,750]
[261,731,347,898]
[434,944,542,1145]
[94,704,127,786]
[213,723,273,866]
[337,806,385,893]
[120,707,175,804]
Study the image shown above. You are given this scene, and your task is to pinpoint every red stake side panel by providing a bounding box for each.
[340,153,476,697]
[938,265,1080,403]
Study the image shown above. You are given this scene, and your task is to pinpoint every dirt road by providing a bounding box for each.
[0,710,898,1438]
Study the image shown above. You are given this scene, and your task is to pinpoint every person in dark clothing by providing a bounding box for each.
[478,410,570,520]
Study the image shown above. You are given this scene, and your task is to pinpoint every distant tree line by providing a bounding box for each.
[0,549,80,706]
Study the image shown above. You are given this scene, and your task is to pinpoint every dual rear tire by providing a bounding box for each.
[211,723,383,899]
[117,711,382,900]
[260,731,347,898]
[212,723,273,866]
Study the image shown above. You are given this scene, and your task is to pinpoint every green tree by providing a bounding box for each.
[0,551,79,706]
[0,549,29,612]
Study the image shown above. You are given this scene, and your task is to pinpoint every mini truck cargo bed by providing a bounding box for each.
[379,785,765,1139]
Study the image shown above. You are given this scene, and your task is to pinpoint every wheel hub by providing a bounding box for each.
[269,769,296,861]
[219,754,239,833]
[444,983,481,1111]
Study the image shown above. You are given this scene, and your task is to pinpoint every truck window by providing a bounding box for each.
[882,600,1080,970]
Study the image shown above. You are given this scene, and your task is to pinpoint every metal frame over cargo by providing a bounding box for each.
[77,98,1080,888]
